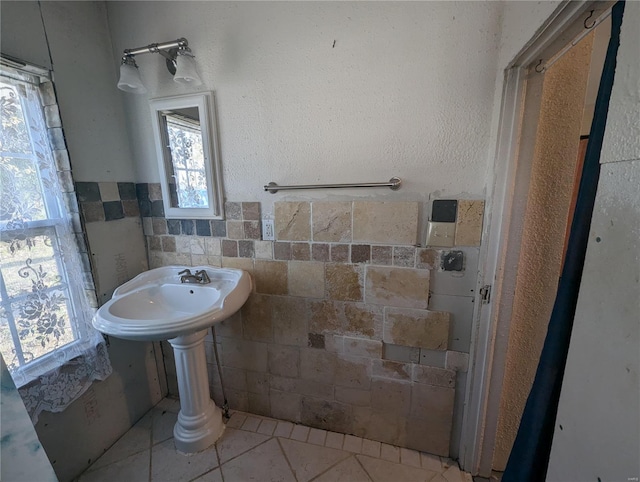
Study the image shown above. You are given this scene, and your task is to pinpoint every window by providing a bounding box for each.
[0,62,110,410]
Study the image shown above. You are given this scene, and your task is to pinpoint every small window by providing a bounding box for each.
[0,65,108,389]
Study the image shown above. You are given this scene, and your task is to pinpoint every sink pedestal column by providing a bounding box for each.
[168,328,224,453]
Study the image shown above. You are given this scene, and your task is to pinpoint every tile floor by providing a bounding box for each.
[78,398,472,482]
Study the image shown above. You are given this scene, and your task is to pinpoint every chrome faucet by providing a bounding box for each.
[194,269,210,284]
[178,269,210,284]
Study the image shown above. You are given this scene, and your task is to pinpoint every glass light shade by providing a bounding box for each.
[118,62,147,94]
[174,51,202,86]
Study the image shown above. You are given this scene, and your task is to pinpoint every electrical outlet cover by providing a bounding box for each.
[262,219,275,240]
[426,221,455,247]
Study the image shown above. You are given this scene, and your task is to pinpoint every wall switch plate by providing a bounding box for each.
[262,219,275,240]
[426,221,455,247]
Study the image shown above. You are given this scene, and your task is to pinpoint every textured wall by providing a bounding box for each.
[106,1,501,207]
[548,3,640,479]
[492,35,594,470]
[496,1,563,70]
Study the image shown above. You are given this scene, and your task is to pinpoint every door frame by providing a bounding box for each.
[458,0,612,475]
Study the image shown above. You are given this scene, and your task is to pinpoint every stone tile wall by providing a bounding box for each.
[36,79,98,310]
[76,181,140,223]
[138,186,484,457]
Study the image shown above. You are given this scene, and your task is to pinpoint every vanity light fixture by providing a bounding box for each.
[117,37,202,94]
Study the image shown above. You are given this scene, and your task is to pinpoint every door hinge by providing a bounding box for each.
[480,284,492,304]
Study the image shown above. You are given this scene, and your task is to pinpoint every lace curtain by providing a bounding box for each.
[0,65,112,424]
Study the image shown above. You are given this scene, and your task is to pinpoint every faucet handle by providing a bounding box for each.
[178,269,192,276]
[194,269,210,282]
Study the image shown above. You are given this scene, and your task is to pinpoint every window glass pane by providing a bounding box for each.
[0,156,47,222]
[1,229,61,296]
[0,82,32,154]
[0,229,75,370]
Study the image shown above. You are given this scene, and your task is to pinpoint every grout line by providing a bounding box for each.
[275,436,299,481]
[148,410,154,482]
[186,465,219,482]
[310,201,314,243]
[214,433,224,482]
[350,201,354,244]
[215,435,274,468]
[88,404,472,482]
[307,452,352,482]
[84,445,151,474]
[353,453,375,482]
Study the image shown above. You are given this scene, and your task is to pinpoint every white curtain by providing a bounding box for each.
[0,65,112,424]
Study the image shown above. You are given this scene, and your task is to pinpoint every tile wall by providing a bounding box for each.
[76,181,140,223]
[136,184,484,457]
[37,79,98,311]
[76,181,148,304]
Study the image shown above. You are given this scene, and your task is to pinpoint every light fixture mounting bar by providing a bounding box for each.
[124,38,188,57]
[117,36,202,92]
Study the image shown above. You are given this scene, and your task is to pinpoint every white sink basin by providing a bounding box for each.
[93,265,252,454]
[93,265,251,341]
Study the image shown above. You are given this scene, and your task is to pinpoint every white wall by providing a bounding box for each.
[496,0,563,70]
[548,2,640,480]
[106,1,503,210]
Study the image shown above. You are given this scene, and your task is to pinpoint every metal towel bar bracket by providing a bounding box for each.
[264,177,402,194]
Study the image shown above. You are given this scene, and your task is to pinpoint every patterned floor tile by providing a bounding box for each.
[362,439,381,458]
[86,411,152,471]
[79,398,474,482]
[274,421,294,438]
[151,438,218,482]
[216,427,270,464]
[313,456,373,482]
[226,412,246,429]
[152,408,178,444]
[240,415,261,432]
[221,438,295,481]
[193,468,223,482]
[257,419,277,435]
[79,450,150,482]
[357,454,437,482]
[325,431,345,450]
[279,437,350,482]
[290,424,310,441]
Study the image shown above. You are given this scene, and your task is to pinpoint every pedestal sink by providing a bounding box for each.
[93,266,251,453]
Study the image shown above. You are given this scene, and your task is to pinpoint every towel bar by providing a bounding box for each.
[264,177,402,194]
